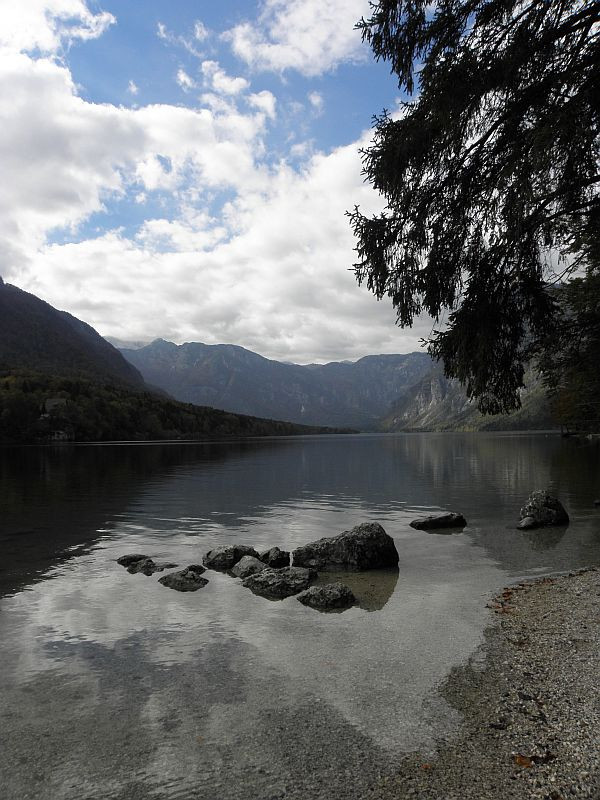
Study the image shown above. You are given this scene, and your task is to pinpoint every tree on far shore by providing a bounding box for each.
[350,0,600,415]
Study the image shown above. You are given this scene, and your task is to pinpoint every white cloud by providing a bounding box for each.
[247,90,276,119]
[201,60,250,96]
[194,21,209,42]
[224,0,370,76]
[308,91,324,113]
[0,0,115,54]
[176,68,196,92]
[127,80,138,95]
[0,3,430,363]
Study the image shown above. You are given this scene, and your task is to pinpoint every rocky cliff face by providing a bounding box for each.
[381,364,554,431]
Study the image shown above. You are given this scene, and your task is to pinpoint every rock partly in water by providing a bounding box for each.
[117,554,149,567]
[409,512,467,531]
[518,491,569,529]
[158,565,208,592]
[128,558,178,576]
[203,545,260,571]
[292,522,398,571]
[242,566,314,599]
[259,546,290,568]
[231,555,269,579]
[297,583,356,612]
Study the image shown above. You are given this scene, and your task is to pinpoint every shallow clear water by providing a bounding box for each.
[1,433,600,799]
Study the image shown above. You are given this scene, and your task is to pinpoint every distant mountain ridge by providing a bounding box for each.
[120,339,433,429]
[120,338,555,431]
[0,281,144,387]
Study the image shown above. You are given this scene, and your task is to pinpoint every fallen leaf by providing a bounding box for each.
[513,754,533,768]
[420,763,432,770]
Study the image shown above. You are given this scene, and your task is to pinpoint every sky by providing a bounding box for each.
[0,0,435,363]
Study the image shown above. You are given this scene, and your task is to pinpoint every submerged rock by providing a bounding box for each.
[117,554,149,567]
[158,565,208,592]
[297,583,356,611]
[203,545,260,571]
[242,566,314,599]
[292,523,398,571]
[125,557,178,576]
[409,512,467,531]
[518,491,569,529]
[259,546,290,568]
[231,555,268,579]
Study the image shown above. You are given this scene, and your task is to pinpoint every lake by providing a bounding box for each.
[1,433,600,800]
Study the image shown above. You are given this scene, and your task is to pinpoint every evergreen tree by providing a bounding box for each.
[350,0,600,413]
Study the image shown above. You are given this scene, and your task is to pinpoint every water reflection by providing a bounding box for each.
[1,434,600,799]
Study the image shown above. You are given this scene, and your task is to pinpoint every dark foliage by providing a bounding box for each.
[538,270,600,432]
[0,371,349,444]
[350,0,600,413]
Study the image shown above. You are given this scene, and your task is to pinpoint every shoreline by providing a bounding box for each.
[369,567,600,799]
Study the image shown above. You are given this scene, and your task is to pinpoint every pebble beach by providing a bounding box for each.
[369,567,600,800]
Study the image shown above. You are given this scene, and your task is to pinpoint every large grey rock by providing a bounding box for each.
[518,491,569,529]
[297,583,356,611]
[259,546,290,568]
[231,555,268,579]
[242,566,314,599]
[409,512,467,531]
[292,523,398,571]
[158,565,208,592]
[203,545,259,571]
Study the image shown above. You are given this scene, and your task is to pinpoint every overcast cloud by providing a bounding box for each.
[0,1,432,363]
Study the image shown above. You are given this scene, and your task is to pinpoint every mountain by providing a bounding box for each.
[0,279,144,387]
[381,363,554,432]
[0,281,348,443]
[119,339,433,429]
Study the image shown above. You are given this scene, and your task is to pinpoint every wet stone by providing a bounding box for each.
[297,582,356,611]
[158,565,208,592]
[409,512,467,531]
[231,555,269,579]
[242,566,314,599]
[203,545,260,571]
[259,546,290,568]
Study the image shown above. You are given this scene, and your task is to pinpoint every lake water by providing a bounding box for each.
[1,433,600,800]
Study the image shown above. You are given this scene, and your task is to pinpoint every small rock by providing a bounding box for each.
[126,558,178,576]
[117,554,149,567]
[292,523,398,571]
[158,565,208,592]
[518,490,569,529]
[242,566,314,599]
[231,555,269,579]
[259,546,290,568]
[297,583,356,611]
[203,545,260,571]
[409,512,467,531]
[594,499,600,507]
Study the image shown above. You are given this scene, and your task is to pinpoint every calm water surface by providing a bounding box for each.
[1,433,600,799]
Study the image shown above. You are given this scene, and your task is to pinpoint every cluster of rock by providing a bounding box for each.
[202,522,399,611]
[117,522,399,612]
[117,493,570,608]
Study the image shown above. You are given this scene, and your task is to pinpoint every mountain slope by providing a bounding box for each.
[0,279,144,387]
[381,364,554,431]
[120,339,433,429]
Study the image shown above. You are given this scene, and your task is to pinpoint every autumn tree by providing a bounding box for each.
[350,0,600,413]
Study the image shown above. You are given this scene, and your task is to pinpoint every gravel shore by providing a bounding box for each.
[368,568,600,800]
